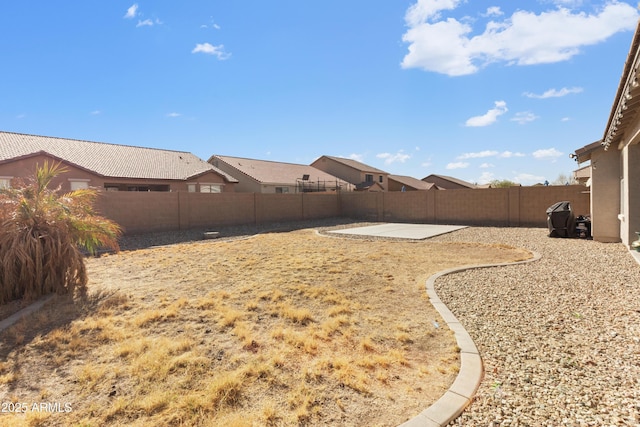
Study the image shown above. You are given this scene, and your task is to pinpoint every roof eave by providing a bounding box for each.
[603,19,640,150]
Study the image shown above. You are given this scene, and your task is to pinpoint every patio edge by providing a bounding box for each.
[399,251,542,427]
[0,294,56,334]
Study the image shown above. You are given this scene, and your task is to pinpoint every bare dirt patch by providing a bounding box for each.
[0,225,531,426]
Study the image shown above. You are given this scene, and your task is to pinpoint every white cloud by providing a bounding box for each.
[401,1,639,76]
[377,151,411,164]
[446,161,470,169]
[90,110,101,115]
[561,117,571,122]
[523,87,584,98]
[499,151,526,158]
[136,19,153,27]
[511,111,539,125]
[166,112,181,118]
[480,163,495,168]
[465,101,507,127]
[457,150,499,159]
[513,173,545,185]
[478,171,495,184]
[124,4,138,19]
[192,43,231,60]
[533,148,563,160]
[484,7,503,17]
[404,0,464,26]
[348,153,365,162]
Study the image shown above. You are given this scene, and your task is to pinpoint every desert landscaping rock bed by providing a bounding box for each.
[429,227,640,426]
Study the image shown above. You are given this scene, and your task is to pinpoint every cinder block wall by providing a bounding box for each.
[302,193,341,220]
[95,192,181,234]
[95,185,590,234]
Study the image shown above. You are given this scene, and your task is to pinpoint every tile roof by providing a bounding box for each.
[319,156,388,174]
[422,174,476,189]
[388,174,437,190]
[0,131,237,182]
[210,155,343,185]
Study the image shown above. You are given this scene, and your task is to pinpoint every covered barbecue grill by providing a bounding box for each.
[546,201,576,238]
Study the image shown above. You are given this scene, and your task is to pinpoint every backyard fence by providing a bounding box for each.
[94,185,590,234]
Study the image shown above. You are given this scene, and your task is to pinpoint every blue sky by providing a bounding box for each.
[1,1,639,185]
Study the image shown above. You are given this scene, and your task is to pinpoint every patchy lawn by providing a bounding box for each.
[0,225,531,426]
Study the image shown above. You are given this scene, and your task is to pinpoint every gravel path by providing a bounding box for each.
[429,227,640,426]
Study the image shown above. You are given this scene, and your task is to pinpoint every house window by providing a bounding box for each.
[188,184,196,193]
[275,187,289,193]
[365,174,373,182]
[200,184,222,193]
[379,175,383,183]
[0,177,12,189]
[69,179,90,190]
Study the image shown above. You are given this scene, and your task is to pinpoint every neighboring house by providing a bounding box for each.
[311,155,389,191]
[388,174,440,191]
[573,20,640,246]
[208,155,352,193]
[0,131,238,193]
[422,174,477,190]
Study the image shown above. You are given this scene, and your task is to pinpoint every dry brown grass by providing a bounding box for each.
[0,225,531,426]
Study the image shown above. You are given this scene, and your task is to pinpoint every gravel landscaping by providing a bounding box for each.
[429,227,640,426]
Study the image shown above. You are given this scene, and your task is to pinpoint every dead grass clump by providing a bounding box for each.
[219,306,244,328]
[276,301,313,324]
[207,369,246,409]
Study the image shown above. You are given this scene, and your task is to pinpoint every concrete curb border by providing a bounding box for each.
[0,294,56,334]
[400,251,542,427]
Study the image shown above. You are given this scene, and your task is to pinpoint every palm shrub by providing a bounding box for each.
[0,161,121,304]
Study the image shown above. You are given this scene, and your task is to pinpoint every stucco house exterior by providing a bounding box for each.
[311,155,389,191]
[573,20,640,246]
[208,155,353,193]
[388,174,440,191]
[422,174,476,190]
[0,131,238,193]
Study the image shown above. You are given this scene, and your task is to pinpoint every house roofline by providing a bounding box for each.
[602,19,640,150]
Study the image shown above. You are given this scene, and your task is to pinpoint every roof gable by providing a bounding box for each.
[422,174,476,189]
[318,156,388,174]
[0,131,237,182]
[388,174,436,190]
[210,155,342,184]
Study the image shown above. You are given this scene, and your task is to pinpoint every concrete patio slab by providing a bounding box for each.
[327,223,467,240]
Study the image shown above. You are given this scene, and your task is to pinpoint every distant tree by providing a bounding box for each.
[0,161,121,304]
[551,173,577,185]
[489,179,518,188]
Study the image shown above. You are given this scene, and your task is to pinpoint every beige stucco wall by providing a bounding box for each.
[590,148,621,243]
[621,143,640,246]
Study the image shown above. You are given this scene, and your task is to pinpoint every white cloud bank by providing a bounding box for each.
[457,150,498,159]
[465,101,507,127]
[377,150,411,164]
[533,147,564,160]
[511,111,539,125]
[192,43,231,60]
[401,0,639,76]
[124,4,138,19]
[524,87,584,98]
[446,161,469,169]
